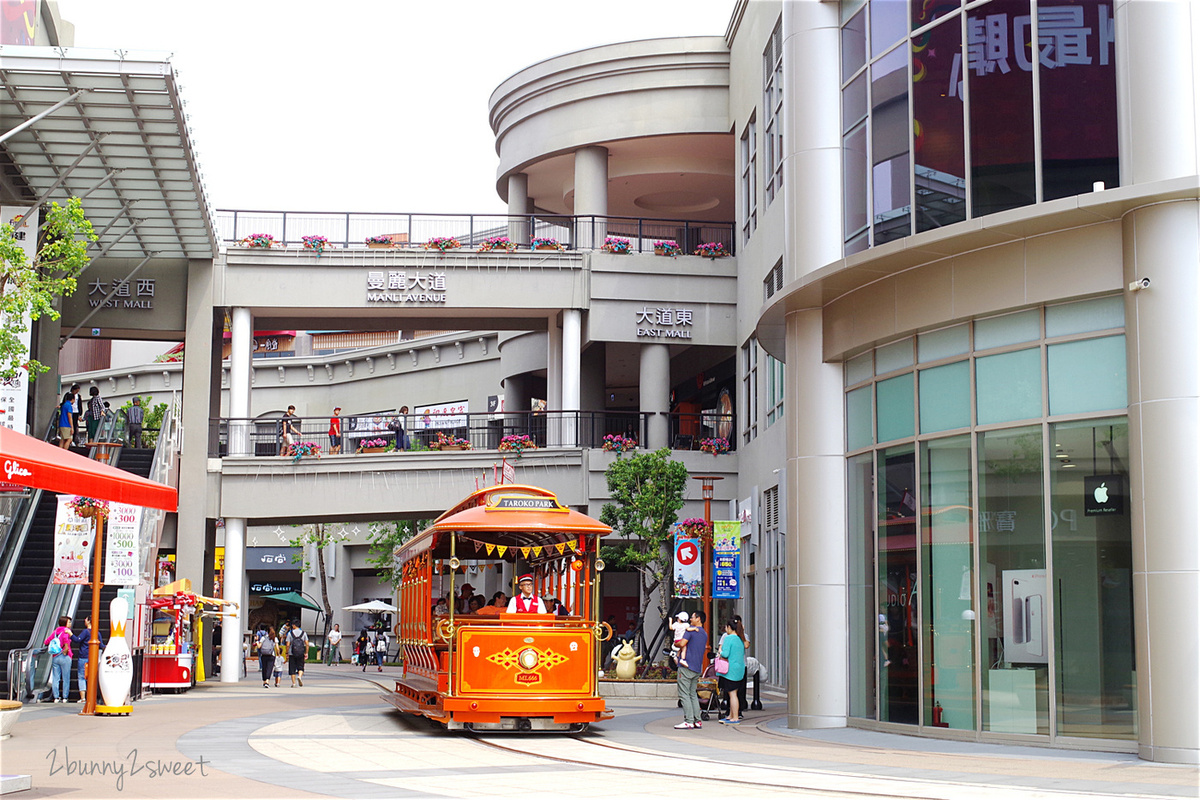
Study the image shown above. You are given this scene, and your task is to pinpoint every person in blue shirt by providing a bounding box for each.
[58,392,74,449]
[718,617,747,724]
[71,615,105,702]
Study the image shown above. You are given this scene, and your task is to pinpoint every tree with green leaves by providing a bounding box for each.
[0,198,97,381]
[599,448,690,624]
[288,522,346,646]
[367,519,427,590]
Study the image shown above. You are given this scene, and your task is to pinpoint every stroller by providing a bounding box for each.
[696,660,722,721]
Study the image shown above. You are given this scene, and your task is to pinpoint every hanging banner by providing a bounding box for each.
[104,503,142,585]
[0,205,38,436]
[712,520,741,599]
[414,400,468,430]
[673,526,702,598]
[52,495,95,584]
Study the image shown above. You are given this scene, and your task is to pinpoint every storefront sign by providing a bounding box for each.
[712,521,741,599]
[636,306,693,339]
[85,277,156,310]
[250,581,299,594]
[1084,475,1124,516]
[415,401,468,429]
[52,496,95,584]
[673,529,701,598]
[104,503,143,585]
[366,270,447,304]
[1,205,36,435]
[247,546,300,570]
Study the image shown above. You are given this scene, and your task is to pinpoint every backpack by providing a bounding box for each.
[289,632,306,658]
[48,633,63,656]
[375,636,387,654]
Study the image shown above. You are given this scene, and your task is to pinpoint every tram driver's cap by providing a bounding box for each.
[518,573,534,584]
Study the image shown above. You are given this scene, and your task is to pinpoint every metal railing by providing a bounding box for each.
[208,410,736,458]
[215,210,735,256]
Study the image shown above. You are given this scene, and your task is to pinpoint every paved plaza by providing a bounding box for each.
[2,664,1196,799]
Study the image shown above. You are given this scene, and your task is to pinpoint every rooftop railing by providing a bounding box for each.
[215,211,736,256]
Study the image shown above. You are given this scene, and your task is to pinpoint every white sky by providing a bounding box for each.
[55,0,735,215]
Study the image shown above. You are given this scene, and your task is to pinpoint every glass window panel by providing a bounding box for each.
[976,348,1042,425]
[842,8,868,82]
[870,0,907,58]
[978,426,1049,735]
[1045,295,1124,337]
[975,309,1040,350]
[877,372,915,442]
[1048,335,1127,416]
[876,338,914,373]
[1049,418,1135,739]
[846,229,870,256]
[1040,0,1119,201]
[872,46,911,244]
[844,124,870,242]
[847,351,874,386]
[877,445,918,723]
[848,452,877,720]
[920,361,970,433]
[967,0,1037,216]
[912,18,966,232]
[847,385,874,450]
[843,72,868,132]
[912,0,960,29]
[921,435,976,730]
[918,324,969,362]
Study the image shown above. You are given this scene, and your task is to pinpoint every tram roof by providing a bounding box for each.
[399,484,610,563]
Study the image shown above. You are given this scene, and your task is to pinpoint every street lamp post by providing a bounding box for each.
[691,475,722,647]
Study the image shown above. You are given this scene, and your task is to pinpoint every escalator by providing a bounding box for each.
[0,491,61,698]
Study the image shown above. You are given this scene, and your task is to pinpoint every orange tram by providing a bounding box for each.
[382,484,615,732]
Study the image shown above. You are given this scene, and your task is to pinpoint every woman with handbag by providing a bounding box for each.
[716,618,746,724]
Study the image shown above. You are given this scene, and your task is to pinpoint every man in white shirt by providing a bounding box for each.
[506,574,547,613]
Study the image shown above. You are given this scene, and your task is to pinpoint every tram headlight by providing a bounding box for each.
[449,557,461,570]
[518,648,539,670]
[595,559,605,572]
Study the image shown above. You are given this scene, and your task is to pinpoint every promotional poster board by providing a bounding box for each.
[0,205,37,436]
[414,401,468,429]
[104,502,143,585]
[52,495,95,584]
[712,520,741,599]
[672,526,701,597]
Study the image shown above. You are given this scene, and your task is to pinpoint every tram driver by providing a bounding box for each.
[506,574,547,614]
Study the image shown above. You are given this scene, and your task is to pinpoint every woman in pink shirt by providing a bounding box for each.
[44,615,73,703]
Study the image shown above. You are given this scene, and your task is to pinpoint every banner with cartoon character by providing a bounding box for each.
[712,520,741,599]
[52,495,95,584]
[672,526,701,598]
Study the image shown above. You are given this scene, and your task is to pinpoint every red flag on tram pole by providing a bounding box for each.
[502,459,515,485]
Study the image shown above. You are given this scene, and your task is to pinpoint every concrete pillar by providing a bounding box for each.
[228,307,253,456]
[1114,0,1200,765]
[639,343,670,450]
[32,315,62,436]
[561,309,581,446]
[219,517,245,684]
[573,146,608,250]
[546,316,562,446]
[507,172,530,246]
[780,1,848,731]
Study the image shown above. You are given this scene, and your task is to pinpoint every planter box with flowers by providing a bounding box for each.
[477,236,518,253]
[283,441,321,462]
[694,242,729,259]
[239,233,276,249]
[430,432,471,451]
[302,235,329,256]
[600,236,631,254]
[699,437,730,455]
[601,434,638,455]
[424,237,461,253]
[498,434,537,456]
[530,237,564,252]
[653,240,682,257]
[357,438,389,453]
[365,235,396,249]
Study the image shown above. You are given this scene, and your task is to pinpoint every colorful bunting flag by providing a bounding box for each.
[485,543,495,556]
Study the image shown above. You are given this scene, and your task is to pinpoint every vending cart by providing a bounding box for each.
[144,579,232,691]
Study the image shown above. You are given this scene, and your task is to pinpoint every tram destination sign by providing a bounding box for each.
[486,495,565,512]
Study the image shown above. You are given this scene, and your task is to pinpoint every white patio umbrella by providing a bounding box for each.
[342,600,398,613]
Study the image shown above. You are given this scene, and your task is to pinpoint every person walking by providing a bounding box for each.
[325,623,343,665]
[125,397,145,447]
[674,610,707,729]
[286,620,308,686]
[257,626,278,688]
[70,615,104,702]
[373,628,388,672]
[57,392,75,449]
[717,614,750,718]
[717,617,747,724]
[278,406,299,455]
[356,629,371,672]
[44,616,73,703]
[68,384,82,445]
[328,407,343,454]
[84,386,104,441]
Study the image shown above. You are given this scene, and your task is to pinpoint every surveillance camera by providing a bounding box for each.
[1128,277,1150,291]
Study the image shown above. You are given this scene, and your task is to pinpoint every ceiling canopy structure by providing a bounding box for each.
[0,47,215,260]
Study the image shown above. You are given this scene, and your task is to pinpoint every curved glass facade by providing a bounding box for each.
[846,296,1135,742]
[841,0,1120,254]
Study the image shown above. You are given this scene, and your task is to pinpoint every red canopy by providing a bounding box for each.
[0,426,177,511]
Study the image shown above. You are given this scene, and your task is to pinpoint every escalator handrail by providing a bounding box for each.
[0,416,58,613]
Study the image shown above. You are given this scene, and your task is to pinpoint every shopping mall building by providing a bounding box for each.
[1,0,1196,763]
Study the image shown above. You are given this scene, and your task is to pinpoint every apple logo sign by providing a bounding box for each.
[1085,475,1123,516]
[1093,482,1109,504]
